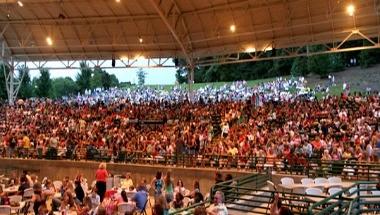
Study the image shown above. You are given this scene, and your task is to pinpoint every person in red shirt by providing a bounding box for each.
[95,162,109,202]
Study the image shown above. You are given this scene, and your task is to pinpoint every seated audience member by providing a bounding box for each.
[96,205,107,215]
[121,173,134,190]
[60,191,77,212]
[78,196,92,215]
[207,191,228,215]
[193,192,204,204]
[18,175,30,196]
[215,172,223,184]
[188,180,201,199]
[172,192,184,209]
[89,188,101,209]
[31,182,45,215]
[194,206,207,215]
[270,193,293,215]
[132,185,148,212]
[155,194,169,215]
[0,186,5,199]
[153,203,164,215]
[174,179,186,196]
[74,174,85,204]
[118,190,136,214]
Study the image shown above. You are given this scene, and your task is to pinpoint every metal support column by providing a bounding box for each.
[187,63,195,102]
[1,40,23,105]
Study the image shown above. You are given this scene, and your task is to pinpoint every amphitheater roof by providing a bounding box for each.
[0,0,379,62]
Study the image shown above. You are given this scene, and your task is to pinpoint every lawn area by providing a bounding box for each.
[122,75,368,100]
[145,77,279,91]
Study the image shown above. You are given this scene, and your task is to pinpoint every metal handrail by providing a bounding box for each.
[307,181,379,215]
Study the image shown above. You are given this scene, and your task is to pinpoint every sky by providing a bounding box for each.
[26,59,177,85]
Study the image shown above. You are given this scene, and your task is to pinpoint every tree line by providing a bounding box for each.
[0,62,119,100]
[176,42,380,84]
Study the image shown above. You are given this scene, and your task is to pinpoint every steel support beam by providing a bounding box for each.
[14,57,176,71]
[148,0,192,65]
[1,54,22,105]
[196,44,380,67]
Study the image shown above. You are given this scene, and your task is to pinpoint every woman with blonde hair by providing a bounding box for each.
[95,162,108,202]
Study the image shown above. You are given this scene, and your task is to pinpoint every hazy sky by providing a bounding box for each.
[27,59,177,85]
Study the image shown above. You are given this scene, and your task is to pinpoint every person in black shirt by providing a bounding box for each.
[74,174,85,204]
[18,176,30,196]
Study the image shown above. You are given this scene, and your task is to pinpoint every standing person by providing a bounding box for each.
[151,171,163,198]
[95,162,108,202]
[74,174,85,204]
[164,171,174,203]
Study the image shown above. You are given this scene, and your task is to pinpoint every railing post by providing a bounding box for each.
[356,183,360,213]
[367,165,370,181]
[338,193,343,215]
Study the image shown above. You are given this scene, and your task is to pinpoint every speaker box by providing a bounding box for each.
[112,57,116,67]
[174,58,179,67]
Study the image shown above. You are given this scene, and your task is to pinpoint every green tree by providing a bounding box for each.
[17,65,33,99]
[51,77,77,98]
[76,62,92,93]
[102,72,112,90]
[291,57,308,76]
[328,53,345,72]
[175,68,187,84]
[137,68,146,86]
[90,68,119,90]
[109,74,119,88]
[90,67,103,89]
[36,68,52,98]
[0,64,9,100]
[359,50,376,68]
[174,58,188,84]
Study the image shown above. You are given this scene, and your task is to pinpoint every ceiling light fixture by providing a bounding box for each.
[230,24,236,33]
[120,56,129,61]
[46,37,53,46]
[265,46,273,52]
[139,38,143,43]
[245,47,256,53]
[17,1,23,7]
[347,4,355,16]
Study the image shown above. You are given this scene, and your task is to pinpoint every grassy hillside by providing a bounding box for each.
[125,65,380,97]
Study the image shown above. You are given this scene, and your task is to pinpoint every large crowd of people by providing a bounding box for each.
[0,165,231,215]
[0,76,379,215]
[0,78,379,166]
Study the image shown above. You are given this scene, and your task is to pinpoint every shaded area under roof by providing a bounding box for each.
[0,0,379,62]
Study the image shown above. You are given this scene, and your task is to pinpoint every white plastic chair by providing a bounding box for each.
[371,190,380,196]
[328,187,342,196]
[281,177,295,186]
[9,195,22,204]
[126,191,136,199]
[113,175,121,188]
[327,177,342,184]
[117,203,135,215]
[106,177,113,190]
[0,205,11,215]
[306,188,323,196]
[314,178,328,184]
[301,178,314,185]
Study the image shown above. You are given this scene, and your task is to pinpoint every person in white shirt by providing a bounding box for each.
[207,191,228,215]
[221,122,229,138]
